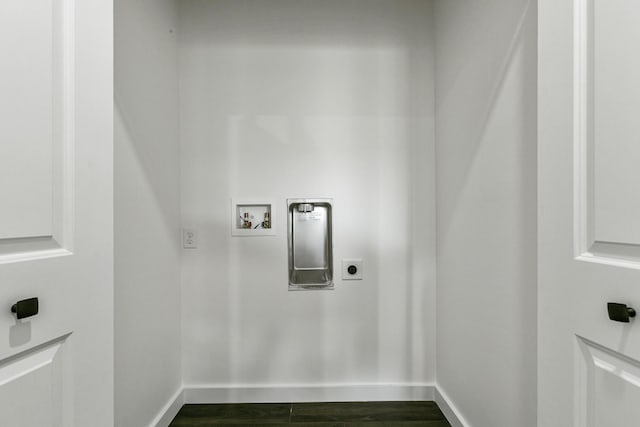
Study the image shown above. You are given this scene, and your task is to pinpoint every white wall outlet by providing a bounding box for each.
[183,229,198,249]
[342,259,363,280]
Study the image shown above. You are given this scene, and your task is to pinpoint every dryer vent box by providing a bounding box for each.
[287,198,333,291]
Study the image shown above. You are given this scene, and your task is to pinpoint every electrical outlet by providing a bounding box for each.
[183,229,198,249]
[342,259,363,280]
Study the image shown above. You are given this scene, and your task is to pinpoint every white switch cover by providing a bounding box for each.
[342,259,363,280]
[183,229,198,249]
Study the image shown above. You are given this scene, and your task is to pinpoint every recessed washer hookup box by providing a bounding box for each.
[287,198,333,291]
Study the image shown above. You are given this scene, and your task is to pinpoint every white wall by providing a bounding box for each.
[434,1,537,426]
[179,0,436,395]
[114,0,182,425]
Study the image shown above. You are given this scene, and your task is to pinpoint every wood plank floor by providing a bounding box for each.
[169,401,451,426]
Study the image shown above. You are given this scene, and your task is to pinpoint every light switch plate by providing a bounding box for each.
[183,229,198,249]
[342,259,363,280]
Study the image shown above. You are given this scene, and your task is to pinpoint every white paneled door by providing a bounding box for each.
[0,0,113,426]
[539,0,640,425]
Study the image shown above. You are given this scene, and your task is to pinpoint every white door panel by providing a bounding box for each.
[540,0,640,425]
[576,337,640,427]
[0,0,113,425]
[593,0,640,246]
[0,1,55,240]
[574,0,640,265]
[0,337,68,427]
[0,0,72,260]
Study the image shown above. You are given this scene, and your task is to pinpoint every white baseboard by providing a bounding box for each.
[435,386,469,427]
[183,383,435,404]
[150,387,184,427]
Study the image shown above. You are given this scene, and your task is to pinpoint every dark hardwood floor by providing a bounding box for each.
[170,401,451,426]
